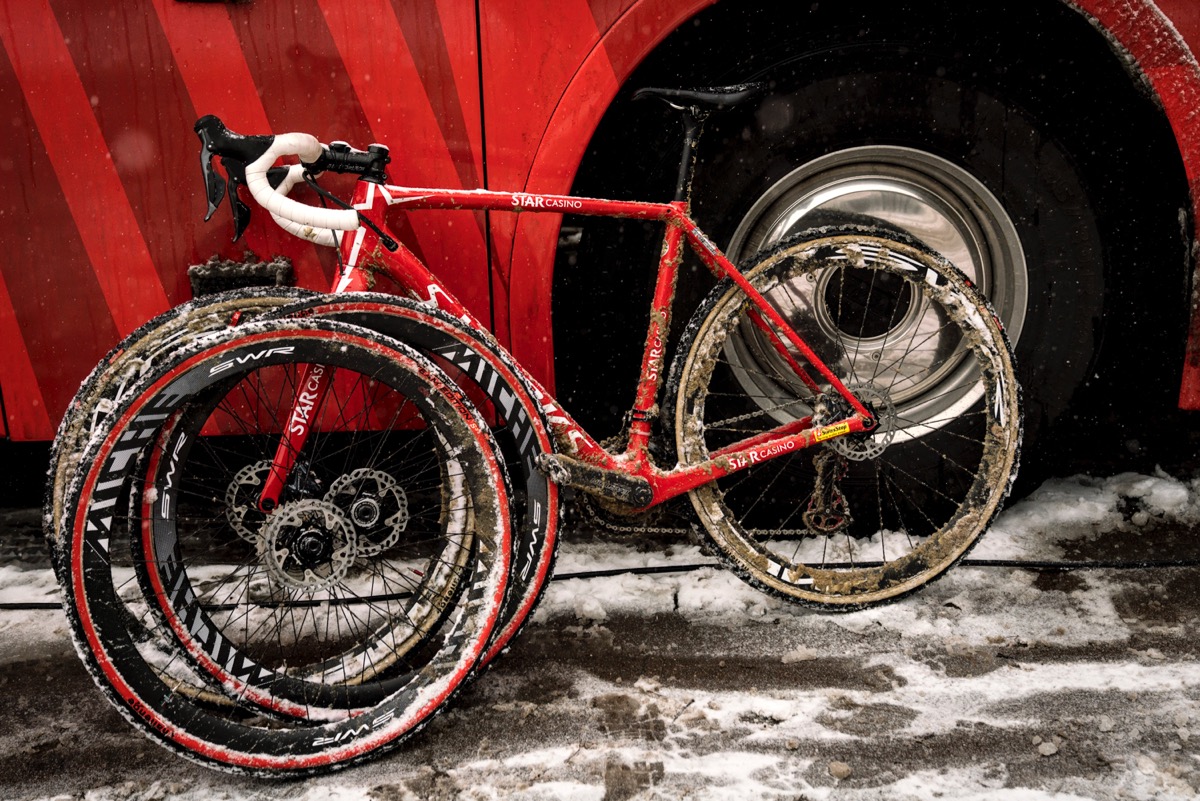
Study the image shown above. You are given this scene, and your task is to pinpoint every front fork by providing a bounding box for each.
[258,362,331,511]
[257,190,452,512]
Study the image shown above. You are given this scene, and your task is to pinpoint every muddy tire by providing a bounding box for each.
[55,318,510,774]
[45,287,317,546]
[261,293,562,669]
[668,227,1021,609]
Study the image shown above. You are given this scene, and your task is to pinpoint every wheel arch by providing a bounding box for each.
[1070,0,1200,407]
[530,0,1196,445]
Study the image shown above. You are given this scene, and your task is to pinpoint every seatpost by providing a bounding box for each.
[674,106,709,208]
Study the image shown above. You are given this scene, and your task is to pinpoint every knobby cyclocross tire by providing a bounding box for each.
[45,288,323,712]
[131,329,495,718]
[55,319,511,774]
[669,226,1021,609]
[262,293,560,669]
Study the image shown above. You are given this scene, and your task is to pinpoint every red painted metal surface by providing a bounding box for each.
[4,0,1200,440]
[0,0,488,440]
[484,0,716,392]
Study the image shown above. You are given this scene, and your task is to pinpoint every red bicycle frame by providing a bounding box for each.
[259,179,875,511]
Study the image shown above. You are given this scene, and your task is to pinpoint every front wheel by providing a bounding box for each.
[669,227,1021,609]
[56,319,511,774]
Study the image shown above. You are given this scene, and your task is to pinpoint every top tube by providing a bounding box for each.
[373,182,680,222]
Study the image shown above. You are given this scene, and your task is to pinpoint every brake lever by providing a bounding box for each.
[219,157,253,241]
[215,158,290,242]
[196,116,290,240]
[197,130,227,222]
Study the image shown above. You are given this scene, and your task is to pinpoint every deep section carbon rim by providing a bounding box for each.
[59,320,509,773]
[674,229,1021,609]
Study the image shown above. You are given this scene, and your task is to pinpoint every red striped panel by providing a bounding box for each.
[228,0,379,287]
[0,14,124,436]
[394,0,485,193]
[0,0,169,335]
[588,0,635,32]
[51,0,207,304]
[0,271,51,439]
[149,0,334,293]
[318,0,490,323]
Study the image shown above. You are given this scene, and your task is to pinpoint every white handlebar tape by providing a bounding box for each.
[268,165,340,247]
[244,133,360,232]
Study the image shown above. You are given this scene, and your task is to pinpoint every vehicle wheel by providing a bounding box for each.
[669,227,1021,609]
[690,67,1092,481]
[557,1,1188,477]
[55,319,510,773]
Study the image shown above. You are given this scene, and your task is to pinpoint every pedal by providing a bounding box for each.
[535,453,654,508]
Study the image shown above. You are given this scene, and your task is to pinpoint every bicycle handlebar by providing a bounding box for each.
[244,133,360,232]
[195,115,367,239]
[268,164,340,247]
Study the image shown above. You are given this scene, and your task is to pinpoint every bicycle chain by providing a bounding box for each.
[574,429,692,538]
[575,492,692,537]
[706,395,810,432]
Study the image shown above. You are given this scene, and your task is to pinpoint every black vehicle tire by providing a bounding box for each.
[55,319,510,774]
[556,1,1188,479]
[668,227,1021,609]
[689,67,1087,479]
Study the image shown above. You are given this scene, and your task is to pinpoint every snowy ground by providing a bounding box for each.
[4,471,1200,800]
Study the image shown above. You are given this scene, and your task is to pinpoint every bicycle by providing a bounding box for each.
[47,84,1021,774]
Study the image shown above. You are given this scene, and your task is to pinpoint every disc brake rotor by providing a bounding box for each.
[826,384,897,462]
[325,468,409,556]
[224,459,272,542]
[261,499,357,591]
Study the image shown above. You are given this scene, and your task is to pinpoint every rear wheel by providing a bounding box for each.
[670,228,1021,609]
[693,68,1084,473]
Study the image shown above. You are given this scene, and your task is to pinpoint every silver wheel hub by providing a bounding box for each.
[326,468,409,556]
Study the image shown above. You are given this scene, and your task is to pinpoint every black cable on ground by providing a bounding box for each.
[3,557,1200,611]
[549,556,1200,583]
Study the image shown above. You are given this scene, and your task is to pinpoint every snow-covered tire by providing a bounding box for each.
[668,227,1021,609]
[45,287,316,547]
[54,318,510,774]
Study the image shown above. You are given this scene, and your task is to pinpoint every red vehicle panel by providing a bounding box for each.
[2,0,1200,475]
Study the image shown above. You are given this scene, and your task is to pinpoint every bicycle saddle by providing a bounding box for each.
[633,82,767,110]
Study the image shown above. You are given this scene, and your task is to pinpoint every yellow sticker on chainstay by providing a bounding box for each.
[814,421,851,442]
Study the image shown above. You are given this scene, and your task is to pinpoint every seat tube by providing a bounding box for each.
[628,212,686,453]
